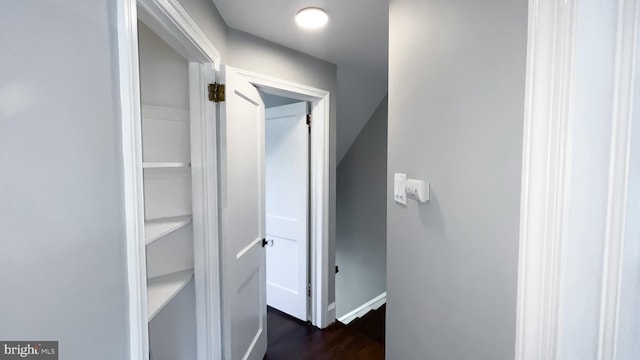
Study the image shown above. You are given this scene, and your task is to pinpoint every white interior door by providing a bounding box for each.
[217,65,267,360]
[265,102,309,321]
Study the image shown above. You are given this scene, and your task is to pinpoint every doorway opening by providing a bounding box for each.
[261,93,311,322]
[232,67,333,336]
[216,68,332,359]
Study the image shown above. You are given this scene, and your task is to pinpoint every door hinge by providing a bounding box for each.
[307,284,311,297]
[208,83,225,102]
[306,113,311,126]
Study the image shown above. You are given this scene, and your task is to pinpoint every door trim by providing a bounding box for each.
[189,63,222,360]
[232,67,333,328]
[516,0,640,358]
[514,1,578,357]
[117,1,222,359]
[116,2,147,359]
[137,0,221,67]
[597,0,640,356]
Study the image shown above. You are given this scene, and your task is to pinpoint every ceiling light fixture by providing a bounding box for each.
[295,7,329,30]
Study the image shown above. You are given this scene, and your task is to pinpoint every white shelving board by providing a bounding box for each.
[147,269,194,321]
[145,216,192,245]
[143,162,190,169]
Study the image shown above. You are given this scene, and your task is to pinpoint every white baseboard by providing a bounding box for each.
[326,302,336,326]
[337,292,386,324]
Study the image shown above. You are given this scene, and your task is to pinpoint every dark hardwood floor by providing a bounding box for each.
[265,307,385,360]
[346,304,386,345]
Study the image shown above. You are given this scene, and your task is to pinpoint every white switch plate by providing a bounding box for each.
[394,173,407,205]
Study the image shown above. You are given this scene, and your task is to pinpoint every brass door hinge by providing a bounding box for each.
[208,83,225,102]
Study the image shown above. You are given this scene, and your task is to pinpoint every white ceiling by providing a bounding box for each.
[212,0,389,162]
[211,0,389,75]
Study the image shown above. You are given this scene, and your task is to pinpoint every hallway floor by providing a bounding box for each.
[264,307,385,360]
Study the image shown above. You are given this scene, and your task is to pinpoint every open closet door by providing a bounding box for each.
[265,102,309,321]
[217,65,267,360]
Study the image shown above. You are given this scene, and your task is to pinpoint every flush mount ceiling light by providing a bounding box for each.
[295,7,329,30]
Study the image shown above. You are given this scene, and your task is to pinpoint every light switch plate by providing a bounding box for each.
[394,173,407,205]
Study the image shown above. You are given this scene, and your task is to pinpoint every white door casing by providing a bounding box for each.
[217,65,268,360]
[118,0,223,359]
[265,102,309,321]
[233,68,333,328]
[515,0,640,359]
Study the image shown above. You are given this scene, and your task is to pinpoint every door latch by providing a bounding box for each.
[262,238,274,247]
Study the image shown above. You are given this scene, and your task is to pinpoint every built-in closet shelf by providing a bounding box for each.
[143,162,191,169]
[147,269,194,321]
[145,216,192,245]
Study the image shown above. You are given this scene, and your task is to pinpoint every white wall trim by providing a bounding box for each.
[233,67,330,99]
[117,1,149,359]
[327,302,336,324]
[337,293,386,324]
[597,1,639,358]
[138,0,221,68]
[517,0,640,359]
[515,0,578,359]
[232,67,333,329]
[189,63,222,360]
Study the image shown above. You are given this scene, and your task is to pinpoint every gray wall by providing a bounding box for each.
[337,64,387,163]
[0,1,130,359]
[387,0,527,359]
[336,97,387,318]
[177,0,228,58]
[139,22,189,109]
[149,280,197,360]
[262,93,301,108]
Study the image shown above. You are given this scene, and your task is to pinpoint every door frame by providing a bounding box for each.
[116,1,333,360]
[240,69,332,327]
[515,0,640,358]
[117,0,221,360]
[233,67,332,328]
